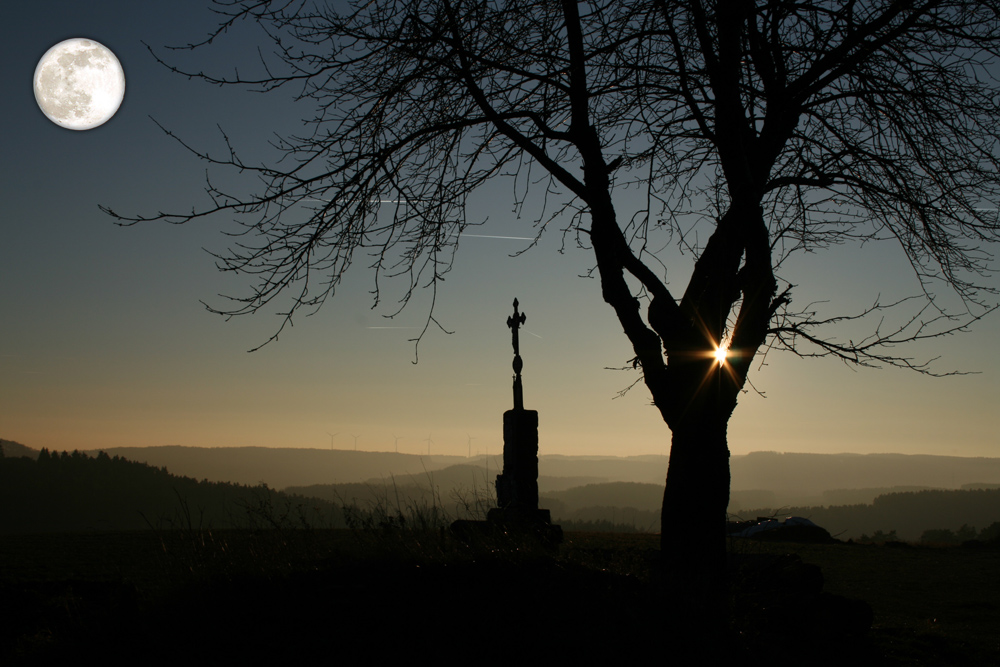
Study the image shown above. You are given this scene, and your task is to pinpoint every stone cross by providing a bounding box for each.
[507,298,526,410]
[447,296,559,545]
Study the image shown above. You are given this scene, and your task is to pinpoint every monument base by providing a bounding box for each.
[486,506,552,525]
[451,504,562,546]
[451,406,562,545]
[450,513,563,547]
[496,409,539,510]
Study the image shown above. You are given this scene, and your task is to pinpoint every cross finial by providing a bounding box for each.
[507,298,526,357]
[507,298,526,409]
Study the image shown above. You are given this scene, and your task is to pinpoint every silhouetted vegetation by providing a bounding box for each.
[856,530,899,545]
[556,518,641,533]
[919,523,1000,545]
[6,519,1000,665]
[980,521,1000,542]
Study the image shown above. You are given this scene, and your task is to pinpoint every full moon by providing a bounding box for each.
[34,38,125,131]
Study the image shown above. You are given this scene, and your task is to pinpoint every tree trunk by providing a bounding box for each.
[661,421,730,576]
[661,416,731,596]
[658,363,736,649]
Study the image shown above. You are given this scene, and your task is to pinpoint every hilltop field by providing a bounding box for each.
[2,439,999,664]
[2,525,998,664]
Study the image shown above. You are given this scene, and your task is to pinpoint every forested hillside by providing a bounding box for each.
[0,449,343,533]
[742,488,1000,542]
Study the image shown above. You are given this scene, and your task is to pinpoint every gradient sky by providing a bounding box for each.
[3,1,998,461]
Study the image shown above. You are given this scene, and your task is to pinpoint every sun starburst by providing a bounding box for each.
[714,344,728,365]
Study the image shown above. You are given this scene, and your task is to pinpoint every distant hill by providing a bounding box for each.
[0,439,38,459]
[741,488,1000,541]
[6,439,1000,506]
[539,452,1000,499]
[68,448,671,492]
[357,461,603,496]
[1,448,343,534]
[730,452,1000,503]
[6,439,1000,539]
[541,482,663,532]
[82,446,469,489]
[539,454,669,484]
[819,486,937,506]
[544,481,665,512]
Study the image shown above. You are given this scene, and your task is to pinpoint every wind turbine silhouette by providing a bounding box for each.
[351,434,360,451]
[326,432,339,450]
[423,434,433,456]
[393,434,402,453]
[467,434,475,458]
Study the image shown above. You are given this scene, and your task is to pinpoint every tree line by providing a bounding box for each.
[740,488,1000,542]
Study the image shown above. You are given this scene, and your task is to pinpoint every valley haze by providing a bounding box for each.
[6,440,999,509]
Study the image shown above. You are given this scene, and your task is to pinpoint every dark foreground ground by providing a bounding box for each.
[1,530,997,665]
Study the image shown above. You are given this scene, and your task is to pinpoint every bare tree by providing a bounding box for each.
[105,0,1000,619]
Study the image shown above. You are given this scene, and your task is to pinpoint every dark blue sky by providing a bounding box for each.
[2,0,997,458]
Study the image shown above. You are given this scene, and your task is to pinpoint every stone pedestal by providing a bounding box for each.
[485,408,561,542]
[452,407,561,545]
[495,408,539,512]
